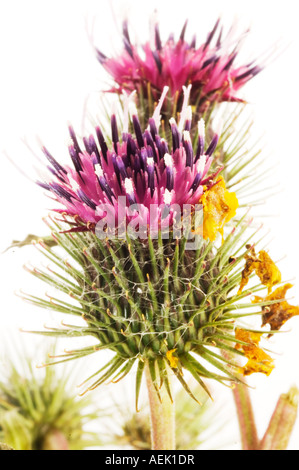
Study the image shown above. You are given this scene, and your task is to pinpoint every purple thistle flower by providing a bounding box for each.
[36,87,221,235]
[96,18,262,114]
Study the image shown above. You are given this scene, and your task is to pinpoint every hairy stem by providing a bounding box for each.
[145,362,175,450]
[232,382,259,450]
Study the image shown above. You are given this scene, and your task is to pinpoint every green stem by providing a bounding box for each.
[259,386,299,450]
[232,382,259,450]
[223,348,259,450]
[145,362,175,450]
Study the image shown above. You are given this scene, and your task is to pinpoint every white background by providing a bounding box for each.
[0,0,299,450]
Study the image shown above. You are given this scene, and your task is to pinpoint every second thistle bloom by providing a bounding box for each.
[96,19,261,116]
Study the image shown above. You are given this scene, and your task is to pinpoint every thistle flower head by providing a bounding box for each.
[96,19,261,118]
[36,87,229,239]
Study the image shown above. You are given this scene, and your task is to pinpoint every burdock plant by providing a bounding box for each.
[8,12,299,451]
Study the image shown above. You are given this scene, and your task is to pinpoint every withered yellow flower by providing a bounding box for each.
[238,246,281,294]
[253,283,299,334]
[166,349,179,369]
[201,176,238,241]
[235,328,274,376]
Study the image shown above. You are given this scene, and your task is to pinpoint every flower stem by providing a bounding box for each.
[145,362,175,450]
[259,386,299,450]
[41,429,70,450]
[232,382,259,450]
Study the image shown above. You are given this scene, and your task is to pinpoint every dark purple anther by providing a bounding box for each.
[123,20,131,45]
[132,115,145,149]
[160,138,169,157]
[83,136,92,155]
[77,189,97,210]
[189,172,202,193]
[50,182,74,203]
[144,131,158,162]
[42,146,67,175]
[112,153,121,187]
[133,154,141,174]
[170,119,180,152]
[195,120,205,161]
[180,20,188,42]
[116,156,128,180]
[152,50,162,74]
[190,34,196,49]
[96,173,115,203]
[164,154,174,191]
[68,145,83,173]
[166,167,174,191]
[121,152,130,168]
[111,114,119,153]
[155,136,169,160]
[122,21,134,58]
[68,126,82,156]
[140,148,148,169]
[111,153,117,170]
[202,55,218,70]
[183,134,194,168]
[96,49,107,64]
[126,134,137,159]
[205,134,219,157]
[235,65,262,82]
[146,161,155,197]
[124,38,134,58]
[149,118,158,140]
[144,129,154,146]
[36,181,51,191]
[184,119,191,132]
[216,26,223,48]
[146,146,154,160]
[154,135,164,160]
[223,52,237,71]
[47,166,65,183]
[155,23,162,51]
[95,126,108,162]
[88,135,101,164]
[91,154,98,166]
[127,193,136,206]
[195,136,205,162]
[203,17,220,51]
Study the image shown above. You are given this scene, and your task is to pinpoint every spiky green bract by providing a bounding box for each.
[0,352,103,450]
[22,213,277,405]
[111,384,227,450]
[212,104,273,208]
